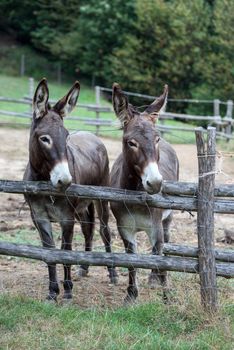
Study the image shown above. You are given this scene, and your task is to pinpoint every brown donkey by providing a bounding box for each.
[24,79,117,302]
[110,83,179,303]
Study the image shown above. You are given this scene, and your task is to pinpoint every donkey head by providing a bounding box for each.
[29,78,80,189]
[112,83,168,194]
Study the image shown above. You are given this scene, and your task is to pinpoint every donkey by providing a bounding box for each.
[110,83,179,303]
[24,79,117,302]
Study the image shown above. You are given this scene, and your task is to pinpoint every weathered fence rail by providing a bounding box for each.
[0,180,234,214]
[0,242,233,278]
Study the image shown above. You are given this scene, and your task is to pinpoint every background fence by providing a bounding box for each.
[0,78,233,140]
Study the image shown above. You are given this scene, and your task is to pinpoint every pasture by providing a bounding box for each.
[0,77,234,349]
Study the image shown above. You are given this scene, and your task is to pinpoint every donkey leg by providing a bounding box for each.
[162,211,173,243]
[148,219,167,287]
[96,200,118,284]
[77,203,95,277]
[118,228,138,304]
[60,220,75,300]
[33,217,59,301]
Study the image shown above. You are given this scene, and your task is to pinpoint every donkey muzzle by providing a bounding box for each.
[142,162,163,194]
[50,161,72,189]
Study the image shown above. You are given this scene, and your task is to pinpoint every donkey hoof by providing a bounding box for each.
[62,296,73,306]
[123,294,137,307]
[108,270,118,285]
[148,273,161,289]
[110,276,118,285]
[148,278,159,289]
[77,267,89,278]
[46,294,58,303]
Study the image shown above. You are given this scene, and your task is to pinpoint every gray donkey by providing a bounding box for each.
[110,83,179,303]
[24,79,117,302]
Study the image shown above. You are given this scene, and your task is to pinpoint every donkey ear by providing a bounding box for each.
[33,78,49,119]
[144,84,168,116]
[112,83,131,126]
[53,81,80,117]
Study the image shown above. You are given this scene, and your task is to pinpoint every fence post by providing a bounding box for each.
[195,126,217,312]
[20,54,25,76]
[95,86,101,136]
[213,99,220,117]
[213,99,222,132]
[57,62,62,84]
[224,100,233,141]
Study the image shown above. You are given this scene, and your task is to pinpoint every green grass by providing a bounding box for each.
[0,228,39,245]
[0,294,233,350]
[0,225,106,248]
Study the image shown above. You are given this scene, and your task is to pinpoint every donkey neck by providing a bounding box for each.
[120,155,143,191]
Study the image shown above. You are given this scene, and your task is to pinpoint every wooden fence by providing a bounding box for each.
[0,78,233,139]
[0,127,233,312]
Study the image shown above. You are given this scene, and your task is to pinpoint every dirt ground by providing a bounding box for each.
[0,127,233,307]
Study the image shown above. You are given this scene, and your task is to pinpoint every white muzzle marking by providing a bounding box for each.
[141,162,163,194]
[50,161,72,188]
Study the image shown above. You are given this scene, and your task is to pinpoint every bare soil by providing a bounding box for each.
[0,127,233,307]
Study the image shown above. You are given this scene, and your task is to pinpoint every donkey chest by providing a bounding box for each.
[112,204,158,231]
[27,196,69,221]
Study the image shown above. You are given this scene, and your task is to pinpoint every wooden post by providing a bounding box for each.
[20,54,25,76]
[57,62,62,84]
[195,127,217,312]
[224,100,233,141]
[95,85,101,135]
[213,99,220,117]
[213,99,222,133]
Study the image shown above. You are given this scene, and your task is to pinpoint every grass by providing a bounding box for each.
[0,224,233,349]
[0,293,233,350]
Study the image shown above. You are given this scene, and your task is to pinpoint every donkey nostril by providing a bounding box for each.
[146,180,152,188]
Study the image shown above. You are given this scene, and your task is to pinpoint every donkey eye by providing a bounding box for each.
[39,135,51,144]
[128,140,138,148]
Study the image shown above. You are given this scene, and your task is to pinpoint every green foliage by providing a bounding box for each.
[111,0,211,98]
[31,0,81,56]
[193,0,234,101]
[0,0,38,42]
[0,0,233,117]
[60,0,136,83]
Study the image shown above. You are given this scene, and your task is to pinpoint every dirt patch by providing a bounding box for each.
[0,127,233,306]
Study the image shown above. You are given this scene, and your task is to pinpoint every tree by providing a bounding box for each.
[31,0,81,57]
[110,0,211,101]
[193,0,234,101]
[0,0,39,42]
[64,0,136,84]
